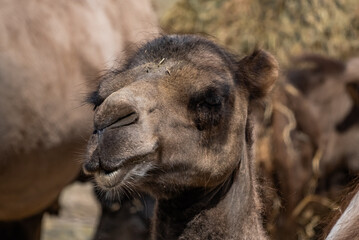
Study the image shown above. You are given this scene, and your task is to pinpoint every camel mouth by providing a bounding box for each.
[93,147,159,192]
[94,161,155,196]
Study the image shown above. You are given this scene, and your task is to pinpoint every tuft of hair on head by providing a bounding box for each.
[237,49,279,100]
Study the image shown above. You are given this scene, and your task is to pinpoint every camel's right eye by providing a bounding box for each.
[204,95,221,107]
[188,93,224,131]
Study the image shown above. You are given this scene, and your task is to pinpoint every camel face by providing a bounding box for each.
[84,35,278,198]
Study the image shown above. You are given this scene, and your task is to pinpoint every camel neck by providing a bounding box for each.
[152,168,266,240]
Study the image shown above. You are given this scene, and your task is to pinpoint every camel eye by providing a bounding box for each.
[204,95,221,106]
[87,90,104,111]
[189,93,223,131]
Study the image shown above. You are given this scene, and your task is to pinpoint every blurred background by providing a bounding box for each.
[156,0,359,65]
[1,0,358,240]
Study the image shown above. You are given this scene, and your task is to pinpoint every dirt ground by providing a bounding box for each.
[41,183,100,240]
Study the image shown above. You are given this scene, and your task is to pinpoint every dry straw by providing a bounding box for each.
[160,0,359,65]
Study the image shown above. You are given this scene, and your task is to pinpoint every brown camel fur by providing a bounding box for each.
[84,35,278,239]
[0,0,157,238]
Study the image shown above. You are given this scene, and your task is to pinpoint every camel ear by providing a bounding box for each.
[238,50,279,100]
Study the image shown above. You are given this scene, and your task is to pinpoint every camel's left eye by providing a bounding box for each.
[188,91,223,131]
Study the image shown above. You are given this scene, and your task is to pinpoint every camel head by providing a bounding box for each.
[83,35,278,198]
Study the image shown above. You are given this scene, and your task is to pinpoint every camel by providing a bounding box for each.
[256,55,359,239]
[324,185,359,240]
[83,35,279,239]
[322,77,359,240]
[0,0,157,239]
[288,55,359,177]
[254,83,321,239]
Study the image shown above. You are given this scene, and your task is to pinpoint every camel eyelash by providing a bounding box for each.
[87,90,104,110]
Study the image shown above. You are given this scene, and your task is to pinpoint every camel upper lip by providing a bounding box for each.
[101,141,158,172]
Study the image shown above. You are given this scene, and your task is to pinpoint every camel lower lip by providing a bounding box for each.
[92,152,157,190]
[95,169,123,189]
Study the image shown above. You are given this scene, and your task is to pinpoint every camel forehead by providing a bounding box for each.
[97,51,235,101]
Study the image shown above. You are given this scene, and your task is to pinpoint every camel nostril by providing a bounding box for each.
[98,160,121,174]
[83,160,100,175]
[109,112,139,129]
[94,101,139,130]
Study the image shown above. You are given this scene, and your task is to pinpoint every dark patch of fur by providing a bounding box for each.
[188,84,230,131]
[154,167,239,240]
